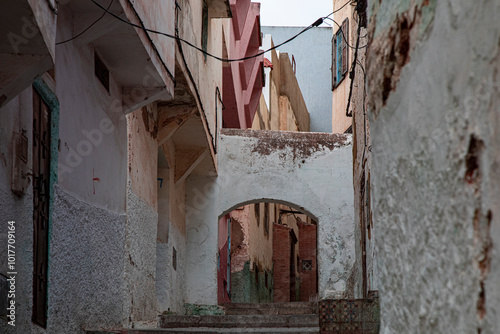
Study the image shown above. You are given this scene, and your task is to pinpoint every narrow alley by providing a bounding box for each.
[1,0,499,334]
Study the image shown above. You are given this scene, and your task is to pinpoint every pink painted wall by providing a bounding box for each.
[223,0,264,129]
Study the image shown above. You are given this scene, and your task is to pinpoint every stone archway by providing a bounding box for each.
[218,199,319,305]
[183,129,357,306]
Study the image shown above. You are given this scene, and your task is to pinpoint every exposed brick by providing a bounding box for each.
[298,222,317,301]
[273,223,292,302]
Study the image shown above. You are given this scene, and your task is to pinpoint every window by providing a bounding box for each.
[332,18,349,89]
[94,51,109,92]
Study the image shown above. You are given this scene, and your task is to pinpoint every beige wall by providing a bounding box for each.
[252,47,310,132]
[230,204,274,272]
[331,0,356,133]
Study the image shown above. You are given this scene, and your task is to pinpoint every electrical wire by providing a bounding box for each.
[56,0,114,45]
[324,0,354,19]
[46,0,59,15]
[90,0,323,62]
[345,20,362,117]
[324,17,368,49]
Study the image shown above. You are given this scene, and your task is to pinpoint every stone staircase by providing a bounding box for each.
[159,302,319,333]
[87,302,320,334]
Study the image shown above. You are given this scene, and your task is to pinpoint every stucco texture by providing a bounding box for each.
[124,186,159,327]
[217,129,356,299]
[47,186,126,333]
[368,0,500,333]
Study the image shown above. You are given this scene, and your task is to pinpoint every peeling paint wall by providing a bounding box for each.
[227,204,274,303]
[156,167,187,315]
[0,11,130,331]
[218,129,356,299]
[124,108,159,327]
[368,0,500,333]
[183,129,356,305]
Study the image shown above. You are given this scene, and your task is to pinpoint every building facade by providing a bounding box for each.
[261,26,333,133]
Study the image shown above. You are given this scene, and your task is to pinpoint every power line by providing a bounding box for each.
[324,17,368,49]
[56,0,114,45]
[345,20,362,117]
[324,0,355,19]
[89,0,325,62]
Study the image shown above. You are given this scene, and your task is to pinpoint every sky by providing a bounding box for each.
[259,0,333,27]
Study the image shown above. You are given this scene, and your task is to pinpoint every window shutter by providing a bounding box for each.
[332,34,336,90]
[342,18,349,75]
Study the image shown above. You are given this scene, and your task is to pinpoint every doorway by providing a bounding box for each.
[217,201,318,304]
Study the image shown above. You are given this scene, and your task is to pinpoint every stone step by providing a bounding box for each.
[160,314,319,329]
[224,302,318,315]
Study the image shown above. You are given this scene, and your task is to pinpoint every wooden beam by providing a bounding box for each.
[157,107,197,146]
[174,148,208,185]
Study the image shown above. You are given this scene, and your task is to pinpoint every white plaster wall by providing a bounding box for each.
[368,0,500,333]
[156,223,187,314]
[123,187,159,327]
[218,130,355,299]
[56,6,127,213]
[183,129,356,304]
[184,175,219,305]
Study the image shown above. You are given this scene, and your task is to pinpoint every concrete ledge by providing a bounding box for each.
[224,302,318,315]
[88,328,319,333]
[160,314,319,328]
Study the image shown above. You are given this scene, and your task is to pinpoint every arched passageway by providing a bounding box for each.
[183,129,357,306]
[218,200,318,305]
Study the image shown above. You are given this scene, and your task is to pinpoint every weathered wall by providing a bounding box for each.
[227,204,274,303]
[252,94,271,130]
[262,27,333,133]
[218,129,356,299]
[368,0,500,333]
[56,6,128,212]
[156,221,186,314]
[124,108,159,327]
[0,15,130,332]
[156,159,187,315]
[279,96,299,131]
[184,175,219,305]
[273,223,292,302]
[217,214,231,304]
[298,221,318,301]
[349,3,374,298]
[246,204,273,272]
[47,186,127,332]
[278,53,310,132]
[231,261,273,304]
[331,0,356,134]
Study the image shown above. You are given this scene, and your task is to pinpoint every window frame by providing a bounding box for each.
[331,18,349,90]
